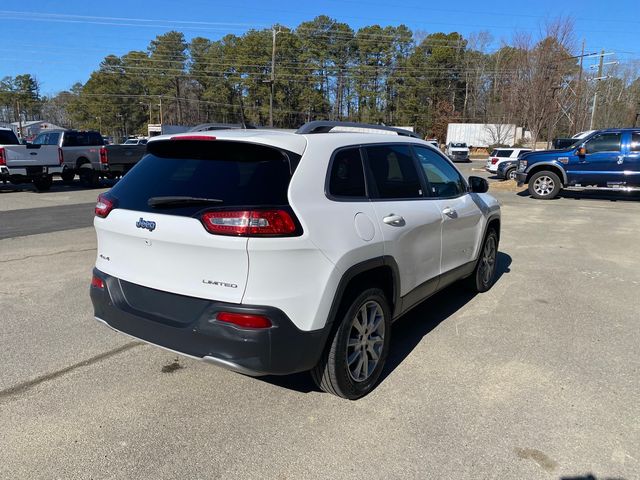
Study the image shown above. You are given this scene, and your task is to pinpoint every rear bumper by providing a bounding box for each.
[1,165,56,178]
[90,269,330,376]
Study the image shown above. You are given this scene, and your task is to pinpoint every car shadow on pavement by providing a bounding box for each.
[379,251,511,384]
[516,189,640,202]
[561,475,626,480]
[259,251,512,395]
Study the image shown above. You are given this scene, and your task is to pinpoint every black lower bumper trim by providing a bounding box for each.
[90,269,330,376]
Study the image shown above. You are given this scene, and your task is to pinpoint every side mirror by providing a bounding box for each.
[469,176,489,193]
[577,146,586,156]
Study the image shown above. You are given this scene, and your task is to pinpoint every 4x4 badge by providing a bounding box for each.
[136,218,156,232]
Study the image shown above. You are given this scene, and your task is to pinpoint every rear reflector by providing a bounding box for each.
[91,275,105,289]
[201,209,296,236]
[170,135,216,141]
[95,193,115,218]
[216,312,272,329]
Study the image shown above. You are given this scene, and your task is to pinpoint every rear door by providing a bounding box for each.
[94,139,298,303]
[622,131,640,186]
[363,144,443,301]
[413,146,483,274]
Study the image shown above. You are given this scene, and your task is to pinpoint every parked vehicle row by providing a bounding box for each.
[485,148,531,175]
[0,128,147,190]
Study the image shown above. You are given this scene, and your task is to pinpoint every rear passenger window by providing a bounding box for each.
[413,147,465,198]
[329,148,366,198]
[496,150,514,157]
[365,145,423,199]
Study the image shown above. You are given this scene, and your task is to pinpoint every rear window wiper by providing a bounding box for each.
[147,196,224,208]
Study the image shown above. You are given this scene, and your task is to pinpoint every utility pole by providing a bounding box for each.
[267,28,282,127]
[16,99,23,140]
[575,39,585,133]
[590,50,605,130]
[158,96,164,125]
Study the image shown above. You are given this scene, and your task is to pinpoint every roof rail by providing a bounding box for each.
[295,121,421,138]
[189,123,257,132]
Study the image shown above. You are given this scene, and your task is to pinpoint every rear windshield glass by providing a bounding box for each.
[0,130,19,145]
[496,150,514,157]
[451,143,467,148]
[108,140,296,216]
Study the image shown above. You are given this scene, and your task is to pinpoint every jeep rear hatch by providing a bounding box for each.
[94,138,301,303]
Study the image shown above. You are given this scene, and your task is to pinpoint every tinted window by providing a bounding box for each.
[496,149,514,157]
[63,132,89,147]
[89,132,104,145]
[329,148,366,198]
[631,133,640,153]
[365,144,423,199]
[0,129,19,145]
[585,133,621,154]
[109,140,294,216]
[413,146,465,198]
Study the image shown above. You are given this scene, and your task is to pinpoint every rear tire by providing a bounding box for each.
[32,175,53,192]
[505,167,517,181]
[466,229,499,293]
[528,171,561,199]
[79,168,99,188]
[311,288,391,400]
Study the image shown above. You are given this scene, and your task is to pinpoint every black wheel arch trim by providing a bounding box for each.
[525,162,567,184]
[326,256,401,327]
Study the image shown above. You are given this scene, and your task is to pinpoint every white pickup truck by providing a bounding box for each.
[0,127,61,191]
[445,142,470,162]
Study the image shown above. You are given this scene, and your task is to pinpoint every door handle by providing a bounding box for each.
[383,214,405,226]
[442,207,458,218]
[30,152,38,155]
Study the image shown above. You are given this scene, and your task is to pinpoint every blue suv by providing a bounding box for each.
[516,129,640,199]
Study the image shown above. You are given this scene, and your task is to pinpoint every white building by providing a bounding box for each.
[10,120,65,139]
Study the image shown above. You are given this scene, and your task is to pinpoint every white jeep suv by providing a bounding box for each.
[91,121,501,399]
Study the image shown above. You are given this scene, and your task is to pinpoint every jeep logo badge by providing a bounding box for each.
[136,218,156,232]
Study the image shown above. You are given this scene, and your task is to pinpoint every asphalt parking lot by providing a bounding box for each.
[1,164,638,480]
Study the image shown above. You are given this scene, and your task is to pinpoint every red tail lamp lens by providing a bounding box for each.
[99,146,108,164]
[91,275,104,289]
[201,210,296,236]
[95,193,115,218]
[491,157,499,164]
[216,312,272,329]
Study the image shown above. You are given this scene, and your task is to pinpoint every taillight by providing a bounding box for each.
[91,274,105,289]
[58,147,64,165]
[491,157,499,164]
[216,312,272,329]
[95,193,115,218]
[201,209,297,236]
[0,147,5,166]
[99,146,108,164]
